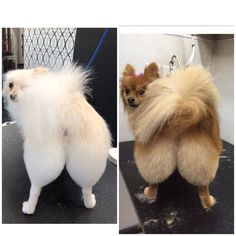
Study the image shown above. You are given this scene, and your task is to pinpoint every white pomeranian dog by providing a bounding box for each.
[3,65,111,214]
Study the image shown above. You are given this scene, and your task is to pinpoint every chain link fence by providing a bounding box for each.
[24,28,76,70]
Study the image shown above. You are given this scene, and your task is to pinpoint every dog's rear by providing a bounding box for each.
[130,66,222,208]
[17,66,89,140]
[130,66,221,150]
[3,66,111,213]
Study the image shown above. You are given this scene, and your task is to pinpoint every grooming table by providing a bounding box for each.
[2,123,117,223]
[120,141,234,234]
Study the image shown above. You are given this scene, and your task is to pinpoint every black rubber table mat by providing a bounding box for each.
[120,141,234,234]
[2,123,117,223]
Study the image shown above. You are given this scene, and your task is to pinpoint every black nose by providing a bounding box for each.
[10,94,17,101]
[128,97,135,104]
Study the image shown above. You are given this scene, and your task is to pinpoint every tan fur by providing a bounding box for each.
[130,66,220,143]
[123,64,135,77]
[198,185,216,208]
[120,63,160,112]
[144,184,158,199]
[121,65,222,208]
[32,66,49,75]
[134,136,176,184]
[144,62,160,81]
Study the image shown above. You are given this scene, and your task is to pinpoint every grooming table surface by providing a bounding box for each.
[120,141,234,234]
[2,123,117,223]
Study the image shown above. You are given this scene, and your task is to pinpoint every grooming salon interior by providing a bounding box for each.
[2,28,117,224]
[119,33,234,234]
[1,28,234,233]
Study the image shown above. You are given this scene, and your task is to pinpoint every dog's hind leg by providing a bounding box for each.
[176,132,219,209]
[66,140,108,209]
[22,185,41,214]
[23,139,66,214]
[134,138,176,201]
[198,185,216,209]
[82,187,96,208]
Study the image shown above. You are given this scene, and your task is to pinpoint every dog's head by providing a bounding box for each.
[120,62,160,111]
[3,67,48,102]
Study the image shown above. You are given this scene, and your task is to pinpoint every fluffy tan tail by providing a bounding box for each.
[130,66,219,143]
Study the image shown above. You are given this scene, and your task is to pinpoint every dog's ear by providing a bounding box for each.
[123,64,135,77]
[144,62,160,80]
[32,66,49,75]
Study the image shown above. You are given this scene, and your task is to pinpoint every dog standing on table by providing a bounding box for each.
[121,63,221,209]
[3,65,111,214]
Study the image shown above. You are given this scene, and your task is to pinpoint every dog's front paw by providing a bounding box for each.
[84,194,96,209]
[22,201,36,214]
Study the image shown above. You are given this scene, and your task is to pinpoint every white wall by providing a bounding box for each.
[211,39,234,144]
[119,34,234,144]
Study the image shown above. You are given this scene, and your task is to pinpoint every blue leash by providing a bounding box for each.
[86,28,109,70]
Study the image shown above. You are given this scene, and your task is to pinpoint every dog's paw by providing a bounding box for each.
[144,186,157,200]
[22,201,36,214]
[200,195,216,209]
[84,194,96,209]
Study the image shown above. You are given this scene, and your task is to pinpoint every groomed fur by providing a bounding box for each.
[121,64,221,208]
[5,64,111,160]
[3,65,111,213]
[5,66,92,140]
[130,66,220,144]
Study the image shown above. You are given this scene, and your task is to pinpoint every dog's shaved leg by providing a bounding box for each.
[22,185,41,214]
[82,187,96,208]
[198,185,216,209]
[144,184,158,199]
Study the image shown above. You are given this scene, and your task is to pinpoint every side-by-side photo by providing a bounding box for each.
[119,33,234,234]
[2,28,117,223]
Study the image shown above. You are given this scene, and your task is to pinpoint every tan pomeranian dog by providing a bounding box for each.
[121,63,222,209]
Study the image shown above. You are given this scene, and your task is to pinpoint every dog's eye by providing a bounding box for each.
[137,89,145,96]
[125,88,130,95]
[9,82,14,89]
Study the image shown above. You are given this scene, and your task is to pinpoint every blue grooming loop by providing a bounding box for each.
[86,28,109,69]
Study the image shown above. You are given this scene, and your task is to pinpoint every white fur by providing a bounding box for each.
[4,65,111,214]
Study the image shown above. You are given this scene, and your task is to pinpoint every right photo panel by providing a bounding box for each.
[119,31,234,234]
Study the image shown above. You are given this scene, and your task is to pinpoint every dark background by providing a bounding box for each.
[73,28,117,146]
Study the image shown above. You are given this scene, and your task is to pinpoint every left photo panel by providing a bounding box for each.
[2,28,117,223]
